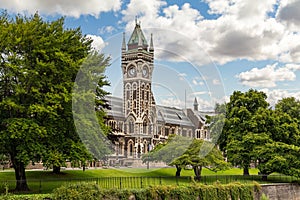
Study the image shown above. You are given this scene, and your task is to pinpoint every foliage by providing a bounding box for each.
[0,194,50,200]
[51,182,256,200]
[72,51,112,160]
[211,89,300,178]
[0,12,110,190]
[170,139,229,178]
[142,134,192,176]
[222,89,269,175]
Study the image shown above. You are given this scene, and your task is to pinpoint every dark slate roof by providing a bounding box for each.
[156,105,194,127]
[105,96,124,119]
[105,96,209,128]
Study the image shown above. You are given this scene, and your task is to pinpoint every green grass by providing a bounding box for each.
[0,167,260,180]
[0,167,275,194]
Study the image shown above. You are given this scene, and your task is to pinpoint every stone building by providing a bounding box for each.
[105,21,215,166]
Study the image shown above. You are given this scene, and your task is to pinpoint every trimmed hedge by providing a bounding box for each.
[51,182,258,200]
[0,194,50,200]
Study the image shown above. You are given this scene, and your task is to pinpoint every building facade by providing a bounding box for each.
[105,22,214,166]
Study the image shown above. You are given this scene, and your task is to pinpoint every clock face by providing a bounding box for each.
[128,66,136,77]
[142,66,149,77]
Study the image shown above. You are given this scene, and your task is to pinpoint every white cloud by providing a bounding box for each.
[260,88,300,107]
[237,63,300,88]
[86,34,106,51]
[121,0,300,65]
[160,97,184,108]
[0,0,121,18]
[98,26,116,34]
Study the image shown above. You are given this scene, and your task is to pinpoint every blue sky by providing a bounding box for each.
[2,0,300,110]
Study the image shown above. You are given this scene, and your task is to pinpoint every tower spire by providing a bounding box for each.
[149,33,154,52]
[122,32,126,51]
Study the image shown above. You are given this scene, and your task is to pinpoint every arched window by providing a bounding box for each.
[129,120,134,133]
[143,120,147,134]
[196,130,201,138]
[143,141,147,153]
[128,141,133,157]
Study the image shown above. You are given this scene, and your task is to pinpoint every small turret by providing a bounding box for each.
[149,33,154,52]
[122,32,126,51]
[193,97,199,111]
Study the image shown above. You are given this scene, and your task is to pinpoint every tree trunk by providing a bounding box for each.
[243,166,250,176]
[13,160,29,191]
[193,166,202,181]
[53,166,61,174]
[175,165,181,177]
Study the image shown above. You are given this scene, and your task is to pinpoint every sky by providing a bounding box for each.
[1,0,300,110]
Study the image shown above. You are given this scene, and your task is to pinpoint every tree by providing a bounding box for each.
[222,89,269,175]
[0,13,110,191]
[170,139,229,180]
[254,103,300,180]
[142,135,192,176]
[275,97,300,124]
[216,89,300,179]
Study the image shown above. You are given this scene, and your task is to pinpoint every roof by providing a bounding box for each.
[194,110,216,124]
[156,105,194,127]
[105,96,124,119]
[127,22,148,50]
[105,96,210,128]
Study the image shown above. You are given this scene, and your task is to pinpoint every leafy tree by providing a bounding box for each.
[222,89,269,175]
[254,103,300,179]
[170,139,229,179]
[0,12,110,191]
[213,90,300,179]
[143,135,228,178]
[275,97,300,124]
[142,135,192,176]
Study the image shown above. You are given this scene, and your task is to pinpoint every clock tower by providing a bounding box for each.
[121,21,155,140]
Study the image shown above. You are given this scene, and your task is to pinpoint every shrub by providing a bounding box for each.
[52,182,102,200]
[52,182,257,200]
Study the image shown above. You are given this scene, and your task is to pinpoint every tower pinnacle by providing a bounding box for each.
[149,33,154,52]
[193,97,199,111]
[122,32,126,51]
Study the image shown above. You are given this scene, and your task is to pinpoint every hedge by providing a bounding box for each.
[51,182,259,200]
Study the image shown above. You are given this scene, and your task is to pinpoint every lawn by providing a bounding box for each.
[0,167,260,180]
[0,167,262,194]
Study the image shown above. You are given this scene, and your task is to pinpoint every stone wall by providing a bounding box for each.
[255,183,300,200]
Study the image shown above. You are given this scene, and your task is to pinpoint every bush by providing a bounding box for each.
[0,194,50,200]
[52,182,257,200]
[52,182,102,200]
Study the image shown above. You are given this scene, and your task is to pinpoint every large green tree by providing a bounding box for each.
[0,13,110,191]
[254,98,300,179]
[221,89,269,175]
[214,90,300,178]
